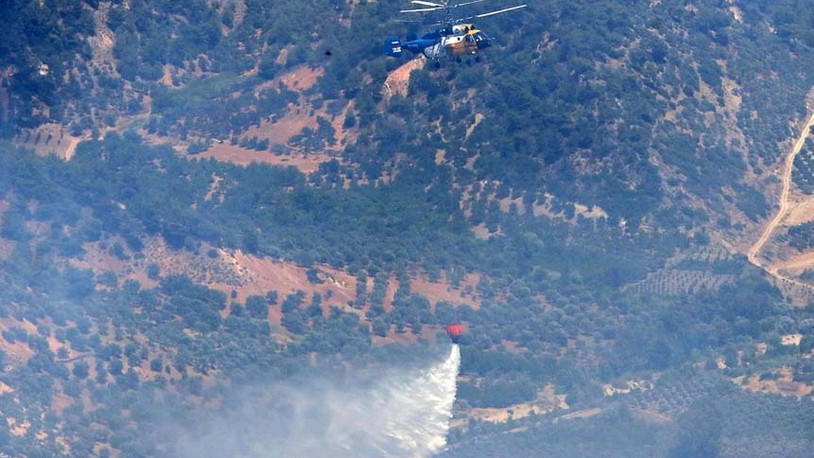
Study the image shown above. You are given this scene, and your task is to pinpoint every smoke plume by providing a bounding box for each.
[172,344,461,458]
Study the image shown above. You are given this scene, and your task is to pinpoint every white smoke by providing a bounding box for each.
[172,345,461,458]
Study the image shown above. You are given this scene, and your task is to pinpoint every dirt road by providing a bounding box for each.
[63,135,85,161]
[747,110,814,274]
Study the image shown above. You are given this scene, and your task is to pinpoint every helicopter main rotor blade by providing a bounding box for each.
[400,6,443,13]
[409,0,445,7]
[449,0,491,8]
[460,4,527,20]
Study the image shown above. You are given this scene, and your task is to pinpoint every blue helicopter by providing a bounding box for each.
[385,0,527,65]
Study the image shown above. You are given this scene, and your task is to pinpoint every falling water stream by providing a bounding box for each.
[377,343,461,456]
[173,345,462,458]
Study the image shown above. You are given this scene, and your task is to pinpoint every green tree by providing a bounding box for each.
[72,361,90,379]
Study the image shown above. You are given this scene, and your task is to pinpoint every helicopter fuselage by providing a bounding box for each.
[386,27,490,61]
[441,29,490,56]
[386,1,525,63]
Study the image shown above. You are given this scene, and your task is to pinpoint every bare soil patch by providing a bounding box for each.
[279,66,324,92]
[52,389,74,415]
[500,340,526,353]
[774,251,814,272]
[471,223,499,239]
[240,101,355,150]
[232,66,355,156]
[784,195,814,225]
[204,173,223,202]
[161,64,175,87]
[195,144,335,174]
[465,113,484,139]
[531,195,608,224]
[782,333,803,346]
[70,236,484,340]
[382,276,398,312]
[411,272,482,310]
[251,65,324,97]
[734,366,813,397]
[383,58,426,98]
[0,318,36,365]
[14,123,86,160]
[468,385,568,424]
[243,105,319,144]
[7,418,30,437]
[70,239,145,289]
[213,249,358,306]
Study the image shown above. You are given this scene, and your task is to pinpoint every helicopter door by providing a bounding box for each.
[423,43,443,60]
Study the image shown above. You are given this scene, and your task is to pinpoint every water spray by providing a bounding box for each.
[172,336,463,458]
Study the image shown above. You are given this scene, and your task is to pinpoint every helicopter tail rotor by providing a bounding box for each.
[385,37,404,57]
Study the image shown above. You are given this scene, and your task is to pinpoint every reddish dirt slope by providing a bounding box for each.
[70,237,480,322]
[384,58,426,98]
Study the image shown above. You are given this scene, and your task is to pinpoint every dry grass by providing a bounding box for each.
[530,196,608,224]
[7,418,30,437]
[243,104,320,144]
[194,144,336,174]
[466,384,568,424]
[411,272,482,310]
[14,123,86,160]
[70,237,481,326]
[733,366,813,397]
[0,318,37,365]
[784,195,814,225]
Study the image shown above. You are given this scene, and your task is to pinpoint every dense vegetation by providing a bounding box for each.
[787,222,814,251]
[792,143,814,194]
[2,0,814,455]
[445,370,814,458]
[0,129,811,454]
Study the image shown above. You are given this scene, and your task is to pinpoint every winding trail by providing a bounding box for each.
[747,107,814,286]
[63,135,85,161]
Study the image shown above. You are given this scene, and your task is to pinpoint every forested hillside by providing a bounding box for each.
[1,0,814,456]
